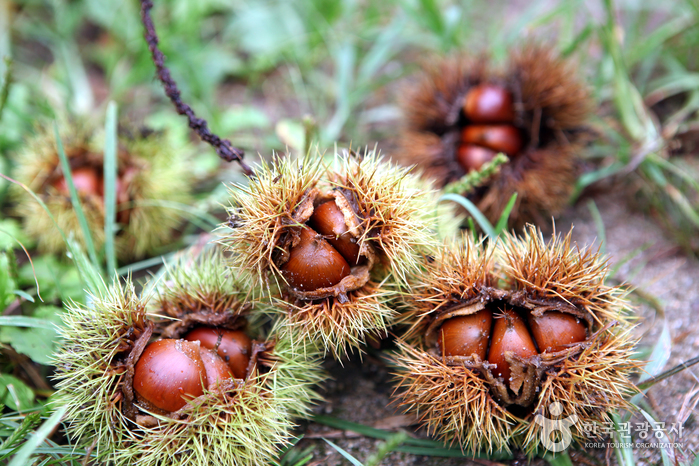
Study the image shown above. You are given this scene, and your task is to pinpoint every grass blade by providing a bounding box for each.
[0,57,10,122]
[439,193,496,238]
[322,438,363,466]
[493,193,518,236]
[587,200,606,255]
[66,238,107,298]
[640,410,673,466]
[54,122,100,267]
[8,405,67,466]
[639,318,672,383]
[103,101,118,278]
[611,413,635,466]
[312,414,512,459]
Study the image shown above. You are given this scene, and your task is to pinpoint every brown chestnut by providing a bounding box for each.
[437,309,493,360]
[487,308,538,383]
[53,167,103,197]
[280,227,351,291]
[463,84,515,123]
[461,125,523,156]
[528,311,587,353]
[184,328,252,379]
[133,339,206,412]
[308,200,362,265]
[199,348,234,389]
[455,144,498,173]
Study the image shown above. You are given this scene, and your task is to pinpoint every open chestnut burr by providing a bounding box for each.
[397,43,593,226]
[223,151,439,357]
[392,227,639,454]
[12,120,192,260]
[53,249,323,466]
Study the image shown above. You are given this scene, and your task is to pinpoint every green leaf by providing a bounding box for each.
[11,290,33,302]
[0,316,55,330]
[18,256,82,304]
[0,307,62,365]
[0,220,29,251]
[0,375,35,411]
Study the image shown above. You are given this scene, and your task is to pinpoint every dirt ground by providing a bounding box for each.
[294,190,699,466]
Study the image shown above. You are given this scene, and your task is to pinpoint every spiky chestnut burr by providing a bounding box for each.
[391,227,639,454]
[11,120,192,260]
[52,249,324,465]
[397,43,593,226]
[222,149,438,357]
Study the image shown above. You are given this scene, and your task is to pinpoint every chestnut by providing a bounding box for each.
[133,339,206,412]
[53,167,103,197]
[184,327,252,379]
[456,144,498,173]
[308,200,361,265]
[199,347,234,389]
[461,125,523,156]
[280,226,351,291]
[487,309,537,383]
[528,311,587,353]
[437,309,493,359]
[463,84,515,123]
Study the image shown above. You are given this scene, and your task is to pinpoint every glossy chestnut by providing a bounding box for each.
[133,339,206,412]
[461,125,523,156]
[528,311,587,353]
[184,327,252,379]
[308,200,361,265]
[437,309,493,359]
[280,227,351,291]
[463,84,515,123]
[487,309,538,383]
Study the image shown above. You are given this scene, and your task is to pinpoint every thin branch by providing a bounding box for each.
[636,355,699,391]
[139,0,254,177]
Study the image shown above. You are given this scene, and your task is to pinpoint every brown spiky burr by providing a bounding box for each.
[392,227,639,454]
[397,43,593,226]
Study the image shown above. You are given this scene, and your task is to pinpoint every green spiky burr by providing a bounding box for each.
[52,249,324,466]
[221,148,443,357]
[12,119,192,260]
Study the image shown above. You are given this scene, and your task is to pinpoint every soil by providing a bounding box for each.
[292,191,699,466]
